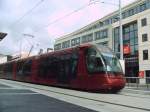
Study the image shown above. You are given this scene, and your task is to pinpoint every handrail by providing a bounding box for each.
[125,77,150,79]
[124,77,150,89]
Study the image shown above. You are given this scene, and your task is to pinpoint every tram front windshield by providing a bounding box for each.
[97,45,123,74]
[86,45,122,74]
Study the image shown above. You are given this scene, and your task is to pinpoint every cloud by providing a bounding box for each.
[0,0,138,55]
[47,25,65,38]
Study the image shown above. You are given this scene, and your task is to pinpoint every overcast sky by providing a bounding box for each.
[0,0,136,55]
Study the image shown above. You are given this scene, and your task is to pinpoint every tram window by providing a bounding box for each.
[22,60,32,75]
[0,64,4,74]
[4,63,13,73]
[17,60,32,76]
[2,63,13,79]
[17,61,24,75]
[70,54,78,78]
[58,55,71,79]
[67,53,78,78]
[38,57,48,78]
[38,52,78,80]
[50,57,60,77]
[86,48,105,74]
[0,65,2,71]
[38,56,58,78]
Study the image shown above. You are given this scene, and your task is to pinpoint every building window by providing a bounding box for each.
[141,18,147,27]
[95,29,108,40]
[146,70,150,84]
[71,37,80,46]
[62,40,70,48]
[143,50,148,60]
[142,34,148,42]
[82,33,93,43]
[140,3,147,12]
[54,43,61,50]
[147,0,150,8]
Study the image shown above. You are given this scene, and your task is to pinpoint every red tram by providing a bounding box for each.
[0,44,126,92]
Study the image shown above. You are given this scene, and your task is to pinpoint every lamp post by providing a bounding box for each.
[100,0,125,73]
[101,0,123,60]
[20,34,34,58]
[119,0,123,60]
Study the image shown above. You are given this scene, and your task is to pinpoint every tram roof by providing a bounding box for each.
[0,43,94,65]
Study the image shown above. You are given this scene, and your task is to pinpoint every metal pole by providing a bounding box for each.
[28,45,34,57]
[20,38,22,58]
[119,0,123,60]
[23,34,34,57]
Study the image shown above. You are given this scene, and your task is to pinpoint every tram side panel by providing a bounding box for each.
[13,62,16,80]
[71,46,111,91]
[14,59,33,82]
[0,64,4,78]
[0,63,13,79]
[69,48,90,90]
[31,58,38,83]
[34,55,58,85]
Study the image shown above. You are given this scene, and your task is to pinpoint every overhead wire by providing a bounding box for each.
[34,0,101,32]
[7,0,101,55]
[6,0,45,55]
[9,0,44,28]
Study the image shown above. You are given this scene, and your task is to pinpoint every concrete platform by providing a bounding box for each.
[0,84,97,112]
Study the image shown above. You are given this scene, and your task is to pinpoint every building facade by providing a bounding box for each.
[0,54,12,64]
[54,0,150,83]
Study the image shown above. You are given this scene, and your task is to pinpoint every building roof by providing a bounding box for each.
[0,32,7,41]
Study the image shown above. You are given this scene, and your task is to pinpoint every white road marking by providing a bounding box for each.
[0,93,40,95]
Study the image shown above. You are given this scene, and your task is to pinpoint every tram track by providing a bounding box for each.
[1,79,150,112]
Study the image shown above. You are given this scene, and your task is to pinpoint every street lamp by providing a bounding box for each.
[20,34,34,58]
[101,0,123,60]
[119,0,123,60]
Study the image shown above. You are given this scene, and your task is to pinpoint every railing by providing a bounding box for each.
[125,77,150,90]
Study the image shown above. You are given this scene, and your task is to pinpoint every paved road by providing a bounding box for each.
[0,83,97,112]
[1,79,150,112]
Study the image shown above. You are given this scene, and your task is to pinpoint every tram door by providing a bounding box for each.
[58,55,71,84]
[58,60,69,84]
[57,53,78,85]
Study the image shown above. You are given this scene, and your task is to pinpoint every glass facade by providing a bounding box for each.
[114,22,139,79]
[114,22,138,57]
